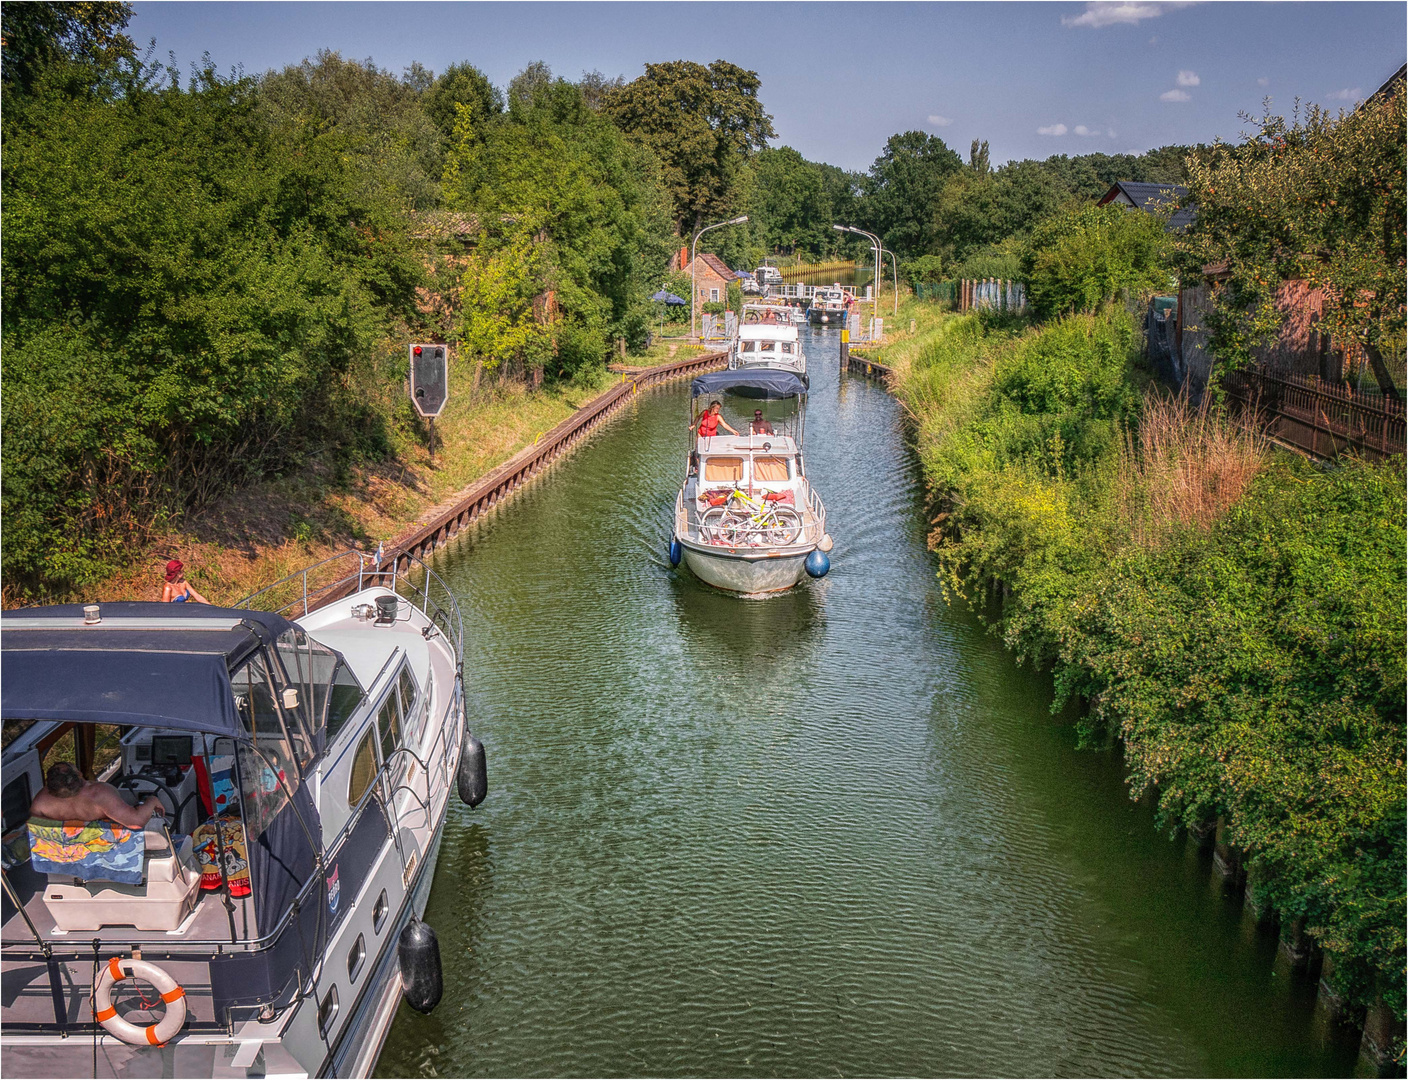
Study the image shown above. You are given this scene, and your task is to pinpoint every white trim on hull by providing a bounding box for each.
[678,540,811,593]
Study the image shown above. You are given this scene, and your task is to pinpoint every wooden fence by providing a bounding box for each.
[1222,367,1405,460]
[379,350,728,574]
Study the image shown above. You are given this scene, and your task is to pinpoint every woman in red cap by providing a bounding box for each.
[161,559,209,604]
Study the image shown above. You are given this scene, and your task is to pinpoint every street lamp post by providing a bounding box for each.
[832,224,884,333]
[880,246,899,315]
[691,215,749,343]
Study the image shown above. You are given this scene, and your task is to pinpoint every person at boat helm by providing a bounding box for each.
[29,761,165,830]
[751,409,774,435]
[697,401,738,438]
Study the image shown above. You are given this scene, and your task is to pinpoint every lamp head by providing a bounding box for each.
[730,215,749,225]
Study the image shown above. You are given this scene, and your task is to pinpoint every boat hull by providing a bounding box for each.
[678,539,811,593]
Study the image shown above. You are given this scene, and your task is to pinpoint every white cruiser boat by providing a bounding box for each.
[807,285,848,325]
[0,551,486,1078]
[730,303,806,377]
[670,370,831,594]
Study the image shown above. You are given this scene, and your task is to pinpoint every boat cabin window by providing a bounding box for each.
[397,668,421,736]
[753,456,791,482]
[781,342,794,355]
[759,341,776,353]
[347,728,378,808]
[703,457,743,484]
[376,692,401,763]
[276,629,365,746]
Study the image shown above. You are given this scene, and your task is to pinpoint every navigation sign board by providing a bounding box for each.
[409,344,448,418]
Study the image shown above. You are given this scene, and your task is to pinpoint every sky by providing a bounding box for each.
[128,1,1406,172]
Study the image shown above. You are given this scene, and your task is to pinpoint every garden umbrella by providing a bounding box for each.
[651,290,686,340]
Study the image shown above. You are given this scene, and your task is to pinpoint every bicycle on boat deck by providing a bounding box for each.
[699,489,803,547]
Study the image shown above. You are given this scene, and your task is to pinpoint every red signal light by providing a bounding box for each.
[413,345,423,356]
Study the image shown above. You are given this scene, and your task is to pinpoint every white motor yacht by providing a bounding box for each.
[670,370,831,594]
[730,303,806,377]
[0,551,486,1079]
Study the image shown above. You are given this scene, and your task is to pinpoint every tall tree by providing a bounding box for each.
[259,50,443,211]
[602,59,775,234]
[0,0,133,97]
[421,60,502,151]
[861,131,963,256]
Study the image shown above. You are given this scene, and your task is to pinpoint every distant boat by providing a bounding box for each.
[807,284,848,325]
[730,303,805,377]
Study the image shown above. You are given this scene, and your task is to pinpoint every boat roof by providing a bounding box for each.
[738,324,798,341]
[697,434,798,455]
[691,369,808,400]
[1,602,297,736]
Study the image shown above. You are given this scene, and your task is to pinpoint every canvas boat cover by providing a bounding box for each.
[691,369,808,400]
[1,602,295,736]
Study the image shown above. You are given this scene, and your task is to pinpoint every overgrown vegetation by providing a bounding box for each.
[889,134,1405,1022]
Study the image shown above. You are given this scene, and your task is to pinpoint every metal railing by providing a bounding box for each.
[234,549,465,665]
[1223,367,1406,460]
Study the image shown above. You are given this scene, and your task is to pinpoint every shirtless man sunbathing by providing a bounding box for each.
[30,761,164,830]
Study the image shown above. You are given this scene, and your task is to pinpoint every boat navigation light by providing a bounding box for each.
[83,603,101,624]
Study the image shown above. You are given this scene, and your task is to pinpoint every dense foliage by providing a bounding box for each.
[1021,203,1174,318]
[1177,89,1406,395]
[899,300,1405,1022]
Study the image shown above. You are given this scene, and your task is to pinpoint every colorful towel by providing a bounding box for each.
[27,818,144,885]
[192,815,251,897]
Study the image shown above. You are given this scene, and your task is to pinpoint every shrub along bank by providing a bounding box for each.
[890,302,1406,1021]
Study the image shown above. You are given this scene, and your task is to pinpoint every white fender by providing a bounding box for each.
[93,955,186,1046]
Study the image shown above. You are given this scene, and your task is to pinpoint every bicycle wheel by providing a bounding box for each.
[763,507,803,546]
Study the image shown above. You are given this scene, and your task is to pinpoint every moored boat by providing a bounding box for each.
[0,550,486,1078]
[807,284,849,325]
[670,370,831,594]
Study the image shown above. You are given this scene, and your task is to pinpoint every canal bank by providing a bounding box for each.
[375,324,1363,1077]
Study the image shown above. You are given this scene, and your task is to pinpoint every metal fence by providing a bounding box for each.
[911,279,1027,312]
[1222,367,1405,460]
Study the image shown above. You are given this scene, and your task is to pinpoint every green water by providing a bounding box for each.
[376,327,1359,1077]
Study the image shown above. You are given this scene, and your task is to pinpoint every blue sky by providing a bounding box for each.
[129,1,1405,172]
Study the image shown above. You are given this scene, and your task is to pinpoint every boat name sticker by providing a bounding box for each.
[327,864,340,917]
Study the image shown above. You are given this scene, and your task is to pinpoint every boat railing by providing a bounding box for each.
[235,549,464,664]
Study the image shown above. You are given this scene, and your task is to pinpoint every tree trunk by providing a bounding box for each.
[1361,339,1401,402]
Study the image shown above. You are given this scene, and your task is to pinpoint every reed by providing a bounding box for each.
[1118,391,1268,547]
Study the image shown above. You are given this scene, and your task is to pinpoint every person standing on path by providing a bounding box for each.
[161,559,209,604]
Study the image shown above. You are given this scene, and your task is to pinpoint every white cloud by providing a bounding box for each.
[1074,125,1104,136]
[1176,70,1200,86]
[1160,88,1192,102]
[1328,87,1363,100]
[1037,123,1069,136]
[1257,77,1269,87]
[1062,2,1197,29]
[927,114,954,127]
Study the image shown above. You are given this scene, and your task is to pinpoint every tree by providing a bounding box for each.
[748,146,833,255]
[0,0,133,96]
[259,50,443,211]
[446,65,674,377]
[421,61,502,151]
[602,59,775,234]
[3,58,419,595]
[1020,203,1172,318]
[969,138,990,175]
[860,131,963,256]
[1177,93,1406,398]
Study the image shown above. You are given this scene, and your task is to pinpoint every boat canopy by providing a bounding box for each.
[691,369,808,400]
[1,603,297,737]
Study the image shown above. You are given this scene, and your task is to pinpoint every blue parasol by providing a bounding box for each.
[651,290,687,305]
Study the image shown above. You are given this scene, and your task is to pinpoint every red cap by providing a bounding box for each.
[164,559,183,583]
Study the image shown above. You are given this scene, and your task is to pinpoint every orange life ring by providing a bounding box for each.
[93,956,187,1046]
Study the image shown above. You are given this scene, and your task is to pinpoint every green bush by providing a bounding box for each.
[1020,204,1173,319]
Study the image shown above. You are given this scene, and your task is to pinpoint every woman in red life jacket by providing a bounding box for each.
[697,401,738,439]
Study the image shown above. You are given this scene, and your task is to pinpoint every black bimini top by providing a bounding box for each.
[691,369,808,400]
[1,602,296,736]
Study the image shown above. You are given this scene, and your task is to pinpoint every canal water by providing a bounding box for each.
[376,327,1359,1077]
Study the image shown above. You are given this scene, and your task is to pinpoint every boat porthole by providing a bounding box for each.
[348,934,366,982]
[373,890,390,934]
[317,985,339,1038]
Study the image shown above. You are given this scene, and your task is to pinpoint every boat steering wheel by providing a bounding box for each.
[112,773,183,823]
